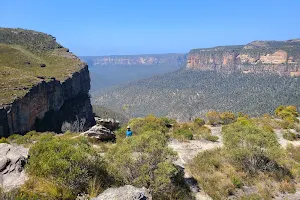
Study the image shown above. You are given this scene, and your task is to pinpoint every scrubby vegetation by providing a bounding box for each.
[0,28,83,104]
[188,107,300,199]
[105,130,192,199]
[2,105,300,199]
[23,136,110,199]
[96,70,300,121]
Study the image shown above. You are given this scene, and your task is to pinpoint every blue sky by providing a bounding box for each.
[1,0,300,56]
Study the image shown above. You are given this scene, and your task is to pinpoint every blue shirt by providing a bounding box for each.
[126,130,133,137]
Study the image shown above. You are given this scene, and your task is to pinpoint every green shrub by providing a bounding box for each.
[283,130,297,141]
[160,117,177,127]
[8,134,22,141]
[188,149,235,199]
[173,125,193,141]
[275,105,299,124]
[204,134,219,142]
[193,117,205,127]
[220,112,236,125]
[223,119,281,173]
[206,111,221,125]
[127,115,171,136]
[231,175,242,188]
[27,136,110,199]
[105,131,191,199]
[0,137,9,144]
[0,188,28,200]
[193,126,211,139]
[240,194,261,200]
[8,131,55,147]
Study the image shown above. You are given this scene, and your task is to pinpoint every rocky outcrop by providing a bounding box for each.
[95,117,120,131]
[0,143,29,191]
[0,65,95,136]
[81,124,116,141]
[186,39,300,76]
[82,54,186,67]
[0,28,95,136]
[81,117,119,141]
[92,185,151,200]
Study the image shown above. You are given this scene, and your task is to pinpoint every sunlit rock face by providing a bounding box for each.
[186,39,300,76]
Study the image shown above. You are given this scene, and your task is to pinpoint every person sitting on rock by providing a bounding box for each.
[126,126,133,137]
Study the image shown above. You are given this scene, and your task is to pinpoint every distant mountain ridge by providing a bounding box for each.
[82,53,187,67]
[187,39,300,76]
[80,54,187,96]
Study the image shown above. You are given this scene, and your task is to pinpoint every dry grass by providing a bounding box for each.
[0,28,84,105]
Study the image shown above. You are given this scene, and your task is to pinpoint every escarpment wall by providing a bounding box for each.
[186,40,300,76]
[0,65,95,137]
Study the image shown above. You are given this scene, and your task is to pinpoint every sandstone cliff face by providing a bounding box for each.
[0,28,95,136]
[186,39,300,76]
[0,65,95,137]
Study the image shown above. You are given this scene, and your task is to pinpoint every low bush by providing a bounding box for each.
[193,126,211,139]
[0,137,9,144]
[275,105,299,126]
[173,125,193,141]
[278,180,296,194]
[223,119,281,173]
[8,131,55,147]
[193,117,205,127]
[188,149,236,199]
[220,111,236,125]
[230,175,242,188]
[26,136,111,199]
[204,134,219,142]
[283,130,297,141]
[206,111,221,125]
[105,130,192,199]
[127,115,172,135]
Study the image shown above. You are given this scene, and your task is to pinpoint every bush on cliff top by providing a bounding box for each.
[105,130,192,199]
[188,118,296,199]
[25,136,111,199]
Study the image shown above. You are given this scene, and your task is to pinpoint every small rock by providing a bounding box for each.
[0,143,29,191]
[92,185,151,200]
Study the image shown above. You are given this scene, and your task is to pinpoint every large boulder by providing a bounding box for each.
[95,117,120,131]
[0,143,29,191]
[82,124,116,141]
[92,185,151,200]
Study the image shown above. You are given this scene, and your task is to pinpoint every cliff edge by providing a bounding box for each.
[0,28,95,137]
[187,39,300,76]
